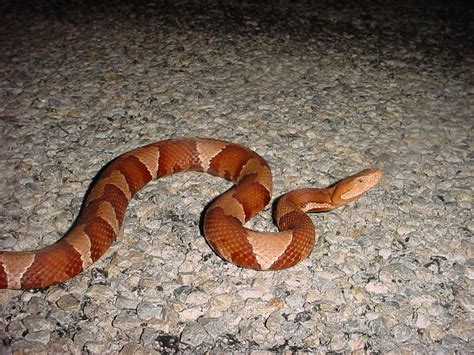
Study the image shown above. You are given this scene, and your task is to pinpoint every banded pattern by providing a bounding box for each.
[0,138,383,289]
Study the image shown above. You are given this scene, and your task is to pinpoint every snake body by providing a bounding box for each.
[0,138,382,289]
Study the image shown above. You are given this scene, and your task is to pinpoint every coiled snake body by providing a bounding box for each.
[0,138,382,289]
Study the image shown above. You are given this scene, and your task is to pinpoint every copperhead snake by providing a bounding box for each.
[0,138,382,289]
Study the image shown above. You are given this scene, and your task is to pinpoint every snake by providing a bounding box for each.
[0,138,382,289]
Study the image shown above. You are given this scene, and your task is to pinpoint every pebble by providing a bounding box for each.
[180,322,212,347]
[56,294,80,311]
[198,317,227,339]
[24,330,50,345]
[365,281,391,294]
[390,323,413,343]
[22,315,54,333]
[137,303,166,320]
[209,293,233,312]
[0,1,471,353]
[83,341,110,353]
[116,296,140,310]
[140,327,157,347]
[113,313,140,332]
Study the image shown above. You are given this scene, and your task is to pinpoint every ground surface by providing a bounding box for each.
[0,0,472,353]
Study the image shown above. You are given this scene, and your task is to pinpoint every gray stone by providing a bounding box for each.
[391,324,413,343]
[24,330,51,345]
[22,316,54,333]
[140,327,156,347]
[180,322,212,347]
[56,294,80,312]
[116,296,140,310]
[137,303,165,320]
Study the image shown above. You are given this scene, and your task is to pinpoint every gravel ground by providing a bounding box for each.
[0,0,472,353]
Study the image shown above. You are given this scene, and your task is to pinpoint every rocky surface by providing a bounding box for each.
[0,0,472,353]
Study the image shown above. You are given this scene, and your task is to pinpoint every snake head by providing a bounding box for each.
[332,168,383,206]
